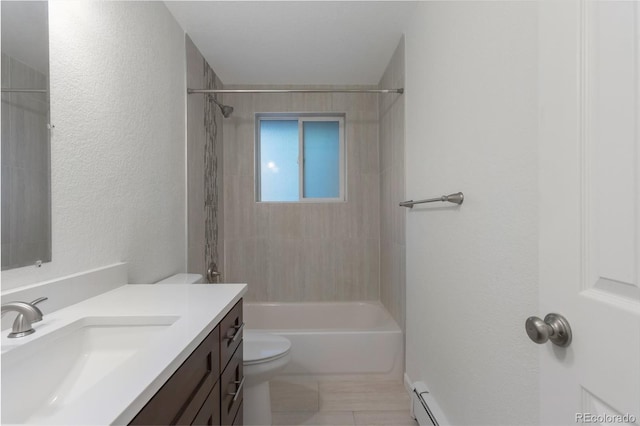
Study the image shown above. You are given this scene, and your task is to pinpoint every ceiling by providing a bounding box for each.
[164,1,417,86]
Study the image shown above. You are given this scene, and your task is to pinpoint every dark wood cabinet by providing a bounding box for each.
[221,341,243,425]
[192,382,221,426]
[232,403,243,426]
[220,299,243,371]
[130,299,244,426]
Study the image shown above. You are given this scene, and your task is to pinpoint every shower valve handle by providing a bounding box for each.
[207,263,221,283]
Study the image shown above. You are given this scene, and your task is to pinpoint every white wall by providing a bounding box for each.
[2,2,187,289]
[404,2,539,424]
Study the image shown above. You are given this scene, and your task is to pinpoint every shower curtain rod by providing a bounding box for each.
[188,88,404,94]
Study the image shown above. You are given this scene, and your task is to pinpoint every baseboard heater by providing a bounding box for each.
[411,381,444,426]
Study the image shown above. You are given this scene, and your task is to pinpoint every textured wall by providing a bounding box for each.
[404,2,539,424]
[186,37,206,277]
[2,2,187,289]
[186,36,224,279]
[378,38,405,329]
[223,87,379,302]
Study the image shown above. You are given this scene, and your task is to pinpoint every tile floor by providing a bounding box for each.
[269,377,418,426]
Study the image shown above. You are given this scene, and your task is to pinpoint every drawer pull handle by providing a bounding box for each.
[228,376,245,402]
[225,322,245,342]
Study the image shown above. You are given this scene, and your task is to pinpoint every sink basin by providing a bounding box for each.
[1,315,178,424]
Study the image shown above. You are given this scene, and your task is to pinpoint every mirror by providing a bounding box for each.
[1,1,51,270]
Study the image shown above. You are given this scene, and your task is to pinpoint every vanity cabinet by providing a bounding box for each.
[219,299,244,425]
[130,299,244,426]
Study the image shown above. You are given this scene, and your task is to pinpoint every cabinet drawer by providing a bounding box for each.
[130,326,220,426]
[220,300,243,371]
[191,381,221,426]
[220,341,243,426]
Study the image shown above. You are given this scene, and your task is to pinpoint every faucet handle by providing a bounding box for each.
[27,297,49,322]
[26,297,47,322]
[30,297,48,306]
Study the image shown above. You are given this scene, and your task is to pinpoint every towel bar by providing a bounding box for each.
[399,192,464,208]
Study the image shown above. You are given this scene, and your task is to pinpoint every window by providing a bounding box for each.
[256,114,345,202]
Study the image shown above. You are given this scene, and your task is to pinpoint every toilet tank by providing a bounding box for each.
[155,273,204,284]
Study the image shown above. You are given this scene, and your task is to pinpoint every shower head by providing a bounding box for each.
[209,96,234,118]
[220,104,234,118]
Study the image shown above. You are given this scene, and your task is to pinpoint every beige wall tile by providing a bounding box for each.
[357,173,381,239]
[379,239,392,309]
[223,86,380,302]
[380,169,393,241]
[379,114,393,174]
[265,238,305,301]
[306,92,333,112]
[234,120,256,178]
[268,204,303,239]
[378,38,406,328]
[301,239,338,300]
[300,203,337,239]
[334,239,379,300]
[222,120,238,176]
[224,174,257,239]
[223,238,266,300]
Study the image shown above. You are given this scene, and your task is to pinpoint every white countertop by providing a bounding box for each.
[1,283,247,425]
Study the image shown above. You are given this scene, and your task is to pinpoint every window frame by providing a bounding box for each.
[255,113,346,203]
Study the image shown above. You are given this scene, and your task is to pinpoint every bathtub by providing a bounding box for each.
[243,302,403,380]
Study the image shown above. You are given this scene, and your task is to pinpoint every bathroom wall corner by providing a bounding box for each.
[378,36,406,331]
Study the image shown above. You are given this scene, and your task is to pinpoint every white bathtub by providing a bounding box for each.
[243,302,403,380]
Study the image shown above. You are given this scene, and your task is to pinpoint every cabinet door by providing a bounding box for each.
[221,341,244,426]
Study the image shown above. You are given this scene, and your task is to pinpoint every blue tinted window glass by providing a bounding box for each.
[260,120,299,201]
[303,121,340,198]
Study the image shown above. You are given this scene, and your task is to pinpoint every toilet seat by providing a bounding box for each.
[243,330,291,365]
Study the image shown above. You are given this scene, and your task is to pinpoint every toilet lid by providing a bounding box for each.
[244,331,291,365]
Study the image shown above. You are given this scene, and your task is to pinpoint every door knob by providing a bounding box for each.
[525,313,572,347]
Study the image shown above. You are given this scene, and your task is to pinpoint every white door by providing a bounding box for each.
[538,1,640,424]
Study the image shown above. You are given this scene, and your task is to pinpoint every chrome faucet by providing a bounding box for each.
[1,297,48,338]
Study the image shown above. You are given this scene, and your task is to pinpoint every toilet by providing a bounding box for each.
[243,330,291,425]
[156,274,291,426]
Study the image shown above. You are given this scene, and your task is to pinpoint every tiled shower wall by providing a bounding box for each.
[222,87,380,301]
[186,36,224,279]
[1,53,51,269]
[379,39,406,328]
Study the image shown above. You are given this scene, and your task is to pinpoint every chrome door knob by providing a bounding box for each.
[525,313,572,347]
